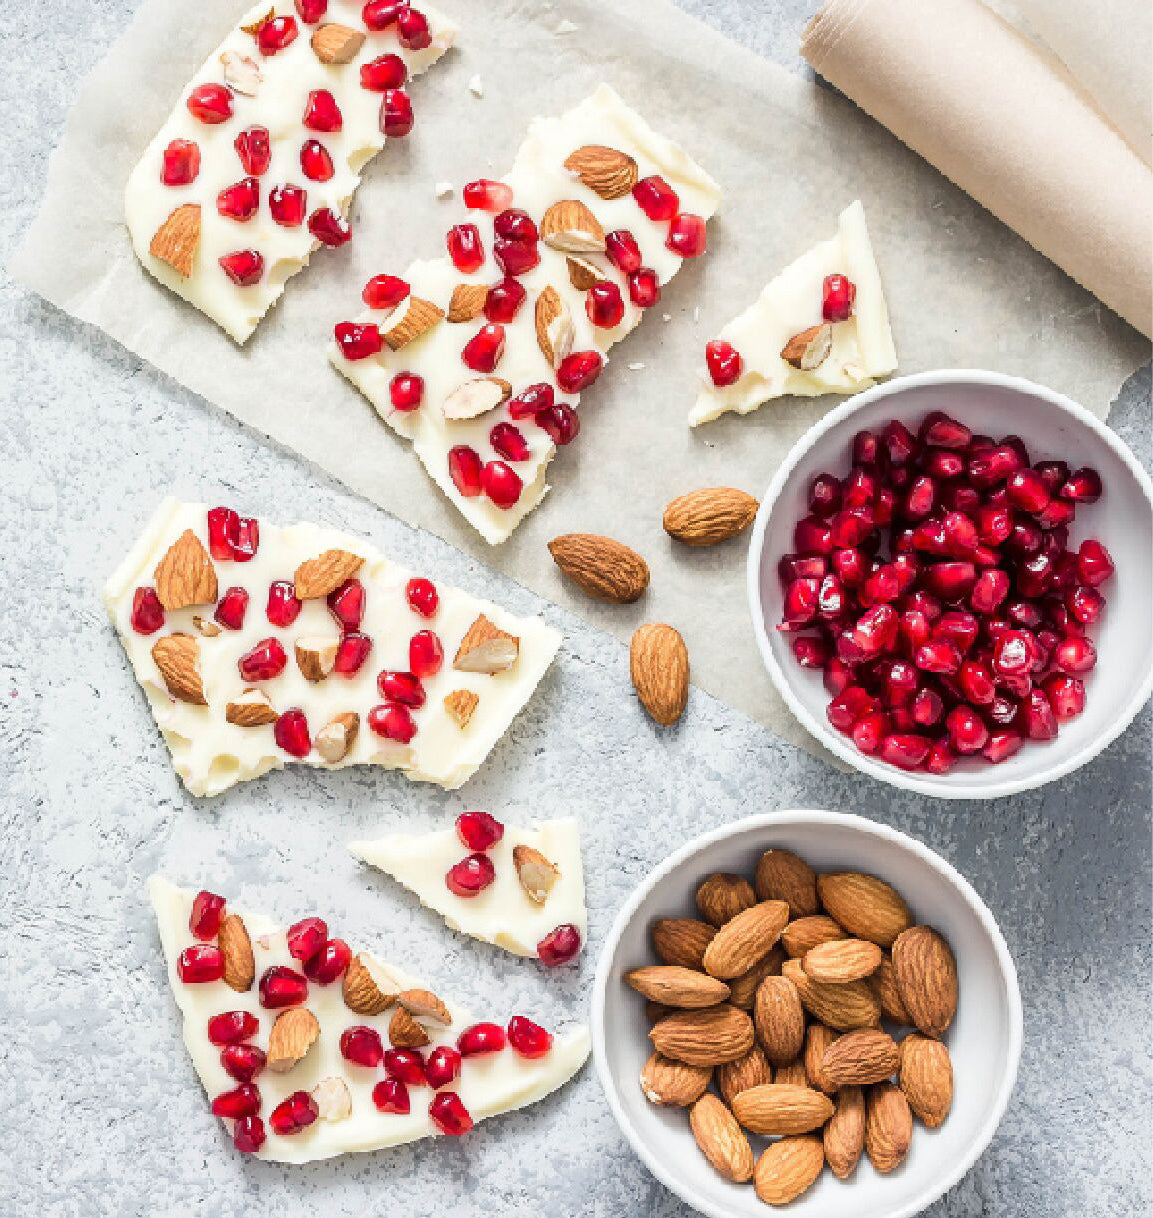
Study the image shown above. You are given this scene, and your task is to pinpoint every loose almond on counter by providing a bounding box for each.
[630,623,689,727]
[662,488,759,547]
[547,533,650,604]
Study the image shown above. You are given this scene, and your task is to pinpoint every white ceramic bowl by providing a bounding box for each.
[592,810,1022,1218]
[747,370,1153,799]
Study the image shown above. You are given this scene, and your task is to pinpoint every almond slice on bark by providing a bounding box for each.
[382,296,444,350]
[563,145,639,200]
[311,22,365,64]
[220,50,262,95]
[240,6,274,34]
[453,615,520,674]
[154,529,218,610]
[218,914,255,992]
[397,988,452,1026]
[267,1007,320,1072]
[443,689,479,728]
[225,686,277,726]
[151,634,207,705]
[343,953,398,1015]
[535,286,575,368]
[442,377,512,420]
[294,549,364,599]
[540,199,606,254]
[781,323,833,371]
[389,1006,430,1048]
[295,636,339,682]
[447,283,490,323]
[566,255,601,290]
[191,615,221,638]
[316,711,359,762]
[150,204,201,278]
[512,844,560,904]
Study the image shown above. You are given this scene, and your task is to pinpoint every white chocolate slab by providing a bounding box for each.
[350,817,586,956]
[126,1,457,343]
[330,84,722,544]
[689,200,897,426]
[150,876,590,1163]
[106,498,560,795]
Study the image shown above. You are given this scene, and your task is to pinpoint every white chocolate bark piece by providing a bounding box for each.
[350,817,586,956]
[126,1,457,343]
[106,498,560,796]
[689,200,897,426]
[330,84,722,544]
[149,876,590,1163]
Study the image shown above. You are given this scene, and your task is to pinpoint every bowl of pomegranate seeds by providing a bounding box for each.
[748,370,1153,797]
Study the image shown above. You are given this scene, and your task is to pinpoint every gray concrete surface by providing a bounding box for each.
[1,1,1149,1215]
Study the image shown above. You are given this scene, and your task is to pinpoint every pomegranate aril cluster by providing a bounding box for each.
[777,411,1113,772]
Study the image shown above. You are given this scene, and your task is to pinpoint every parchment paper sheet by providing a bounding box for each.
[11,0,1150,755]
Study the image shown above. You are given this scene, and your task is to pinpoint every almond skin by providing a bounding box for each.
[389,1007,429,1049]
[640,1051,711,1107]
[865,1081,913,1173]
[898,1033,954,1128]
[624,965,730,1009]
[294,549,364,600]
[630,623,689,727]
[703,900,790,979]
[732,1083,834,1135]
[820,1028,901,1087]
[803,1023,839,1094]
[150,203,201,276]
[218,914,254,993]
[649,1004,754,1067]
[343,953,396,1015]
[891,925,958,1038]
[754,1135,825,1206]
[716,1044,772,1106]
[817,872,912,948]
[824,1084,866,1179]
[696,873,757,928]
[662,487,759,547]
[873,954,913,1024]
[690,1094,755,1183]
[728,947,784,1010]
[774,1058,808,1088]
[753,974,805,1065]
[783,957,881,1031]
[754,848,819,917]
[803,938,883,984]
[781,914,847,958]
[651,918,716,970]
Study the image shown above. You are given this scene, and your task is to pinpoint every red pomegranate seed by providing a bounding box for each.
[883,420,919,467]
[286,917,328,962]
[817,573,846,617]
[587,280,625,327]
[1006,469,1050,514]
[208,1010,258,1046]
[705,340,742,387]
[274,709,311,757]
[536,402,581,446]
[389,372,424,412]
[827,686,878,733]
[507,1015,553,1059]
[462,323,505,372]
[946,705,988,754]
[384,1048,426,1085]
[490,421,530,462]
[633,175,679,221]
[404,630,442,679]
[924,740,957,774]
[484,277,526,323]
[1037,499,1075,529]
[482,460,522,508]
[861,565,900,606]
[934,610,978,653]
[259,966,308,1009]
[1005,519,1043,557]
[795,516,833,555]
[821,273,856,321]
[429,1092,473,1136]
[666,213,706,257]
[378,670,426,708]
[808,474,842,518]
[779,578,819,629]
[373,1078,410,1114]
[538,923,582,966]
[334,322,382,361]
[824,658,853,696]
[217,176,259,221]
[493,208,538,242]
[968,445,1022,488]
[340,1025,384,1067]
[879,733,930,770]
[177,944,224,984]
[296,0,327,19]
[899,609,931,651]
[212,1083,261,1120]
[425,1045,462,1088]
[903,476,936,521]
[162,139,200,185]
[187,83,233,124]
[334,632,372,675]
[920,412,971,449]
[232,1114,266,1154]
[1016,553,1054,599]
[238,638,287,682]
[402,577,437,619]
[493,236,540,276]
[851,430,879,465]
[256,15,298,53]
[446,853,495,897]
[1017,688,1057,740]
[884,661,919,704]
[1059,466,1102,503]
[958,659,995,704]
[1034,459,1070,492]
[1067,584,1105,625]
[508,383,553,419]
[308,207,351,246]
[448,445,483,497]
[457,1021,506,1056]
[1043,675,1085,720]
[130,587,165,634]
[923,561,976,602]
[923,449,965,480]
[321,579,364,632]
[207,506,259,562]
[983,730,1023,763]
[367,703,417,743]
[600,231,642,275]
[269,184,307,227]
[301,139,335,182]
[910,687,944,728]
[456,811,504,851]
[1077,540,1114,587]
[851,710,889,754]
[222,1043,266,1083]
[190,890,226,940]
[970,568,1010,614]
[829,507,875,549]
[269,1091,318,1136]
[219,251,264,286]
[842,469,876,510]
[831,548,864,586]
[381,89,414,138]
[463,178,513,211]
[304,938,350,983]
[213,587,249,631]
[234,127,271,176]
[447,223,485,272]
[362,274,409,311]
[397,6,431,48]
[363,0,407,29]
[359,54,407,95]
[851,605,899,656]
[266,580,301,627]
[1007,599,1044,630]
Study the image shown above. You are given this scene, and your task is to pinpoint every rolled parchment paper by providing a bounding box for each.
[802,0,1153,338]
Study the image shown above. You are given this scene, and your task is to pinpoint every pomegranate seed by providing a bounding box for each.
[983,730,1023,763]
[266,581,301,628]
[232,1114,266,1154]
[490,421,530,463]
[508,383,553,420]
[958,659,996,704]
[269,184,307,227]
[910,688,944,727]
[861,565,900,606]
[384,1048,426,1085]
[1067,584,1105,625]
[462,323,505,372]
[446,853,495,897]
[429,1092,473,1136]
[373,1079,410,1114]
[587,280,625,327]
[899,609,931,651]
[1043,675,1085,720]
[219,251,264,286]
[831,548,865,586]
[852,605,899,656]
[597,231,642,277]
[633,175,679,221]
[1005,519,1043,557]
[208,1010,258,1046]
[493,236,540,276]
[482,460,522,509]
[378,670,426,708]
[212,1083,261,1121]
[946,705,988,754]
[536,403,581,446]
[666,214,706,257]
[207,506,259,561]
[507,1015,553,1059]
[390,372,424,411]
[256,15,298,53]
[925,740,957,774]
[448,445,483,497]
[425,1045,461,1088]
[340,1025,384,1067]
[381,89,414,138]
[851,710,889,754]
[274,709,311,757]
[705,339,742,387]
[993,630,1035,677]
[920,412,971,449]
[130,587,165,634]
[190,890,226,940]
[1017,688,1058,740]
[318,580,363,634]
[333,632,372,676]
[1006,468,1050,514]
[447,223,484,272]
[1077,540,1114,587]
[1037,499,1075,529]
[827,686,878,733]
[884,661,919,704]
[852,431,879,465]
[222,1044,266,1083]
[903,475,936,520]
[334,322,382,361]
[212,586,249,631]
[161,139,200,185]
[177,945,224,984]
[187,83,233,124]
[795,516,833,555]
[456,811,504,851]
[968,445,1022,487]
[304,938,351,983]
[809,474,843,518]
[362,275,409,312]
[234,127,271,176]
[286,917,328,962]
[484,277,526,323]
[358,55,408,97]
[403,632,441,680]
[879,733,930,770]
[934,610,978,653]
[537,923,582,966]
[923,561,976,602]
[398,579,438,622]
[779,578,819,629]
[1059,466,1102,503]
[259,966,308,1009]
[817,573,846,617]
[300,139,335,182]
[296,0,327,19]
[824,658,853,696]
[821,273,856,321]
[1007,599,1043,630]
[922,449,965,480]
[970,568,1010,614]
[308,207,351,246]
[975,503,1013,544]
[883,420,919,467]
[491,208,536,242]
[457,1021,506,1056]
[843,468,876,509]
[367,703,417,743]
[363,0,407,29]
[463,178,513,211]
[238,638,287,682]
[217,177,259,221]
[269,1091,318,1136]
[1034,459,1070,492]
[397,6,431,47]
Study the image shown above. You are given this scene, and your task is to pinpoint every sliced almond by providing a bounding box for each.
[218,914,255,992]
[397,988,452,1026]
[540,199,606,254]
[447,283,489,323]
[225,687,277,727]
[311,1075,352,1121]
[310,22,365,64]
[343,952,398,1015]
[316,711,359,762]
[150,204,201,277]
[442,376,512,420]
[240,7,273,34]
[443,689,479,729]
[191,615,221,638]
[382,296,444,350]
[389,1006,430,1048]
[151,634,207,705]
[512,845,560,905]
[563,145,639,200]
[154,529,217,611]
[294,549,364,599]
[566,255,601,291]
[294,636,338,682]
[220,49,262,95]
[453,615,519,674]
[535,285,575,368]
[781,323,833,371]
[267,1007,320,1072]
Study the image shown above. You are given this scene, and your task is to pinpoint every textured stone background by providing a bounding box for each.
[1,1,1149,1215]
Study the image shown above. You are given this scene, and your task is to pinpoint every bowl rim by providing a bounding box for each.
[591,808,1025,1218]
[745,368,1153,799]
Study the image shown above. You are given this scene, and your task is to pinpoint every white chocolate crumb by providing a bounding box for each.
[555,19,579,34]
[434,181,454,199]
[662,313,672,322]
[468,74,484,97]
[628,362,646,371]
[692,306,700,323]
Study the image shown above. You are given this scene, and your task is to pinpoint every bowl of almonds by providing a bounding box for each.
[591,810,1022,1216]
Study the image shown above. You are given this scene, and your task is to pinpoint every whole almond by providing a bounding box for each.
[696,873,757,928]
[703,900,790,979]
[630,624,689,727]
[821,1028,901,1087]
[783,957,881,1030]
[651,918,715,970]
[649,1004,754,1067]
[898,1033,953,1128]
[753,974,805,1065]
[690,1094,755,1183]
[816,872,912,948]
[873,954,912,1024]
[151,634,207,705]
[804,1023,839,1094]
[640,1052,711,1107]
[662,488,759,547]
[891,925,958,1038]
[732,1083,834,1135]
[729,947,784,1010]
[563,145,639,199]
[625,965,730,1009]
[548,533,649,604]
[218,914,254,993]
[754,1135,824,1206]
[803,938,883,984]
[716,1044,772,1106]
[154,529,218,611]
[782,914,846,958]
[294,549,364,600]
[343,953,396,1015]
[774,1058,808,1088]
[267,1007,320,1072]
[754,848,819,917]
[865,1081,913,1173]
[824,1085,866,1179]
